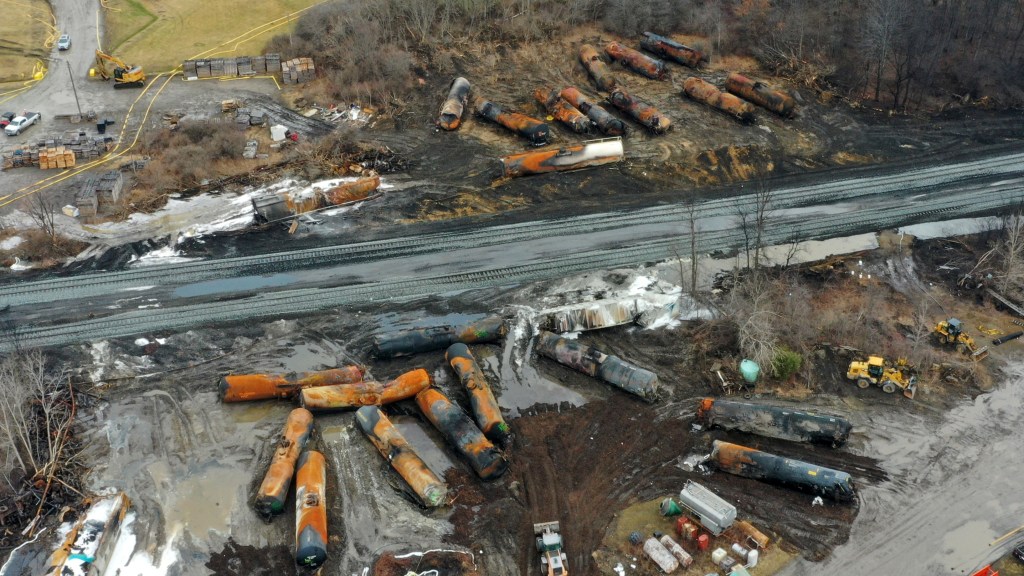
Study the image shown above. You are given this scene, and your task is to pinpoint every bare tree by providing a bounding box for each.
[996,211,1024,292]
[751,176,774,269]
[24,193,59,244]
[685,200,701,297]
[728,271,781,372]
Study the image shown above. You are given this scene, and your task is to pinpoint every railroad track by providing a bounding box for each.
[2,151,1022,307]
[1,183,1017,352]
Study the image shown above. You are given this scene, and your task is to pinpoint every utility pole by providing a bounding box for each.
[66,60,82,118]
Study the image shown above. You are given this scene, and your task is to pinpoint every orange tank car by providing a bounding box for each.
[356,406,448,507]
[559,87,627,136]
[682,77,755,123]
[438,76,471,130]
[725,73,796,118]
[446,343,512,447]
[533,87,592,133]
[500,138,624,179]
[295,450,328,568]
[219,366,364,402]
[255,407,314,518]
[415,388,508,480]
[608,87,672,133]
[605,41,667,79]
[299,369,431,412]
[320,175,381,206]
[639,32,707,68]
[579,44,618,92]
[476,100,550,145]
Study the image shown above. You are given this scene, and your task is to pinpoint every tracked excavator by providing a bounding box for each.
[93,50,145,89]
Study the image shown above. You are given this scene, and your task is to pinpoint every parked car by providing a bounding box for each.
[1014,540,1024,563]
[0,112,14,127]
[57,34,71,50]
[4,112,41,136]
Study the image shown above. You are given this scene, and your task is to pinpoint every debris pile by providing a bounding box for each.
[1,132,115,170]
[75,170,125,221]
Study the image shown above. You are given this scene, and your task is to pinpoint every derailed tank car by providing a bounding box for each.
[697,398,852,447]
[725,73,796,118]
[710,440,856,502]
[640,31,707,68]
[438,77,471,130]
[476,100,550,145]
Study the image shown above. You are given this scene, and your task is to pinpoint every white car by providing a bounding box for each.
[57,34,71,50]
[4,112,41,136]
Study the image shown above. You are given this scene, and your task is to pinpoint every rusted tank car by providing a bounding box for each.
[500,137,624,178]
[299,369,431,412]
[373,315,506,359]
[605,41,667,80]
[682,77,756,123]
[438,76,471,130]
[710,440,855,502]
[475,100,549,145]
[321,175,381,206]
[725,73,796,118]
[533,87,592,133]
[446,343,512,448]
[219,366,364,402]
[608,88,672,134]
[45,492,131,576]
[559,87,627,136]
[535,330,659,402]
[697,398,852,447]
[640,31,707,68]
[579,44,618,92]
[256,407,315,517]
[355,406,448,507]
[294,450,328,568]
[415,388,509,480]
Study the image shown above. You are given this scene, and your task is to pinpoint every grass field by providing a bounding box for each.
[104,0,322,72]
[0,0,55,84]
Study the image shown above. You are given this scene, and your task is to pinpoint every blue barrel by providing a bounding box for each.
[739,359,760,383]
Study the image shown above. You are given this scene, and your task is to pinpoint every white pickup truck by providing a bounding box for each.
[4,112,41,136]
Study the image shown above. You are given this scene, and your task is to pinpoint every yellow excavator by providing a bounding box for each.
[934,318,989,360]
[846,355,918,399]
[92,50,145,89]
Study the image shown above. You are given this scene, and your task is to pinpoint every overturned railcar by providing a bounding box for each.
[579,44,618,91]
[682,77,756,123]
[710,440,856,502]
[476,100,549,145]
[299,369,431,412]
[559,87,627,136]
[373,315,506,359]
[416,388,509,480]
[605,41,667,79]
[356,406,448,507]
[500,138,624,178]
[608,88,671,134]
[725,73,797,118]
[697,398,852,447]
[446,343,512,448]
[534,87,592,133]
[640,31,707,68]
[438,76,471,130]
[219,365,364,402]
[294,450,328,568]
[535,330,658,402]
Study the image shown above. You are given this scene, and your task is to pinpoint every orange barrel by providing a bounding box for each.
[219,366,364,402]
[438,76,471,130]
[255,407,314,518]
[300,369,431,412]
[355,406,448,507]
[319,175,380,206]
[415,388,508,480]
[446,343,511,447]
[373,315,506,359]
[294,450,328,568]
[579,44,618,91]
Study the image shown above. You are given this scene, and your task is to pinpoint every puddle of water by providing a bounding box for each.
[392,416,456,477]
[228,401,278,424]
[173,273,298,298]
[936,520,1000,568]
[900,216,1000,240]
[280,340,344,373]
[320,424,347,442]
[148,459,247,537]
[490,309,587,418]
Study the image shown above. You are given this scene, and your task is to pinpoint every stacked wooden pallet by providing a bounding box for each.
[39,146,76,170]
[182,54,284,80]
[281,57,315,84]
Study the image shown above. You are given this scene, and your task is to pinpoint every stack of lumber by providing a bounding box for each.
[182,54,283,80]
[281,57,316,84]
[38,146,76,170]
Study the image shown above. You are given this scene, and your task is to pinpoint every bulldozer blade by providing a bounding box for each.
[971,346,990,359]
[533,521,560,535]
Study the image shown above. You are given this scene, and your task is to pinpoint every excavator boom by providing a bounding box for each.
[94,50,146,88]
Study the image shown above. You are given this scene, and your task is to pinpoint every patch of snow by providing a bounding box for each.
[0,236,23,250]
[562,331,581,340]
[627,275,654,295]
[9,257,31,270]
[156,337,167,345]
[102,512,179,576]
[134,338,149,346]
[129,246,200,267]
[614,562,626,576]
[138,304,161,309]
[88,342,111,383]
[121,285,155,292]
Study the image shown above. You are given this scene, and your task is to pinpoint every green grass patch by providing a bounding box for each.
[103,0,320,73]
[0,0,53,84]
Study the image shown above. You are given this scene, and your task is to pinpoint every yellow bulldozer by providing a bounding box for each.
[92,50,145,89]
[934,318,989,360]
[846,355,918,399]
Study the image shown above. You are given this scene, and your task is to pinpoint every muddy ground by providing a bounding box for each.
[5,229,1021,576]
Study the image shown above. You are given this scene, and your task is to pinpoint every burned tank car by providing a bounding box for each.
[697,398,852,447]
[710,440,856,502]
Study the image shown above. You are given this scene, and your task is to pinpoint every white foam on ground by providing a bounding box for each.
[128,246,200,267]
[102,512,180,576]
